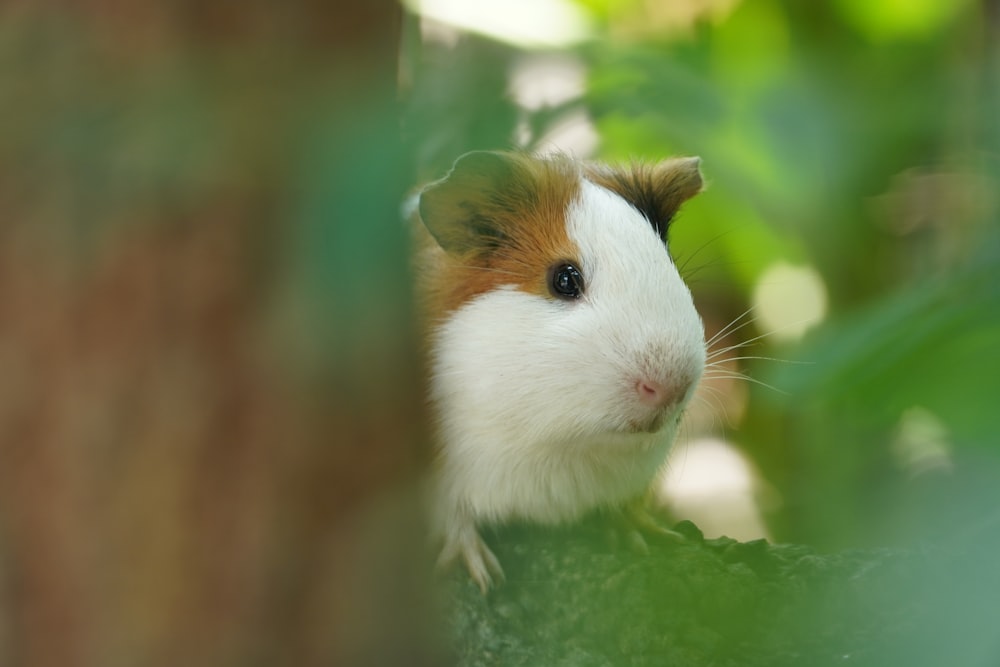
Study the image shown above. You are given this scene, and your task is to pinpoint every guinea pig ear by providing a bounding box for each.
[588,156,703,241]
[418,151,522,255]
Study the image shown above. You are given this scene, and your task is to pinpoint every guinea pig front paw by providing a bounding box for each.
[607,500,685,554]
[437,523,504,594]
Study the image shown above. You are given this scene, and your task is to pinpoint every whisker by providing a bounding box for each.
[705,306,757,348]
[695,385,733,429]
[688,400,727,441]
[709,315,826,361]
[705,327,786,361]
[701,371,787,395]
[706,355,813,366]
[675,228,738,278]
[705,341,754,362]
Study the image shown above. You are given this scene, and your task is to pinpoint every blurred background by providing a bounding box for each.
[0,2,437,666]
[1,0,998,665]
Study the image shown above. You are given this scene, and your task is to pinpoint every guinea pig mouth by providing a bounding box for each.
[626,411,671,434]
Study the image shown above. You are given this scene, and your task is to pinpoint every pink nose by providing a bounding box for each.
[635,377,687,409]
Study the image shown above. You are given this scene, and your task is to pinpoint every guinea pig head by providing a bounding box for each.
[419,151,706,451]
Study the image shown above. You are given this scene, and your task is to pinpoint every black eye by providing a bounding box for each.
[548,262,584,300]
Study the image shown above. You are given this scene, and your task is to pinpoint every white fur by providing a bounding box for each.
[429,179,706,588]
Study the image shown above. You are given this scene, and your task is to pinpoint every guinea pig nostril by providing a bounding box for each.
[636,379,672,408]
[635,371,699,410]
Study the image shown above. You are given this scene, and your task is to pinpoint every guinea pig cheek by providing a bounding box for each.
[429,288,599,442]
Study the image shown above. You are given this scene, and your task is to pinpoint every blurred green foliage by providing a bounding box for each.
[405,0,1000,550]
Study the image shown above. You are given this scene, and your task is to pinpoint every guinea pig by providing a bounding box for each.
[413,150,705,592]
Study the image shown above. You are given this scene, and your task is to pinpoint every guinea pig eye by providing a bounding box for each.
[548,262,584,300]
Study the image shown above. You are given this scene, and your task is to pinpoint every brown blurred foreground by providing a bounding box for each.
[0,3,437,666]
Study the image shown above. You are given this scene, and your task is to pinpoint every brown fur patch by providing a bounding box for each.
[414,152,582,320]
[584,157,702,241]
